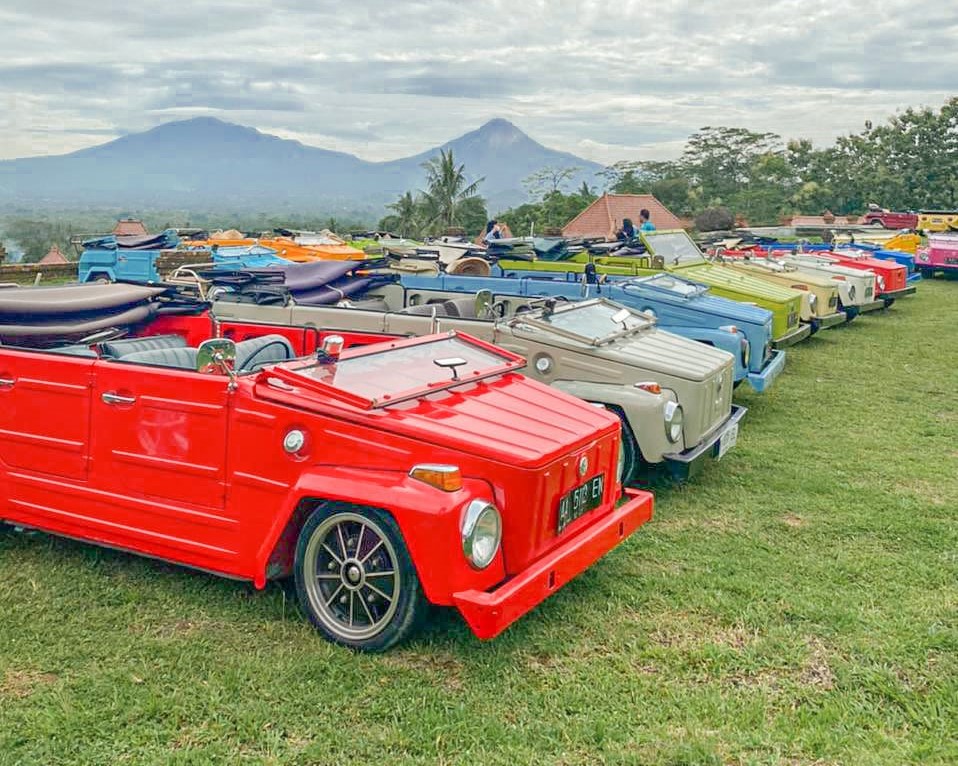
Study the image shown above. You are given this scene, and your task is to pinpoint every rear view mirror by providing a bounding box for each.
[197,338,236,375]
[475,289,494,319]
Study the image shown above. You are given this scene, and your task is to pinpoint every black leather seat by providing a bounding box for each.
[100,334,187,358]
[234,335,295,372]
[121,346,200,369]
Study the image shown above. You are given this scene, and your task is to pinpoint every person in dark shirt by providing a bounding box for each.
[484,220,503,243]
[615,218,637,240]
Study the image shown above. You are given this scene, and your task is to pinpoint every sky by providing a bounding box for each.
[1,0,956,163]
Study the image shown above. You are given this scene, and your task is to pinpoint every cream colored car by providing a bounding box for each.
[715,256,847,330]
[212,288,744,483]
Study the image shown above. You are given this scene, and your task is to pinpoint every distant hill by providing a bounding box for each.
[0,117,604,215]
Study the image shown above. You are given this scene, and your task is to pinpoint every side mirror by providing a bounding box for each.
[197,337,237,380]
[317,335,344,363]
[475,289,494,319]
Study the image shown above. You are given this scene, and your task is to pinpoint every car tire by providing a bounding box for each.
[294,503,427,652]
[601,405,640,486]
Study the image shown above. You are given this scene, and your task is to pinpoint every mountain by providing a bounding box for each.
[0,117,604,215]
[378,118,604,210]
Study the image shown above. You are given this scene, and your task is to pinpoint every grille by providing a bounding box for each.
[787,311,798,328]
[828,295,838,308]
[865,286,874,298]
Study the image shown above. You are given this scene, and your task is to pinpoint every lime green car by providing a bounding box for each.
[496,230,810,348]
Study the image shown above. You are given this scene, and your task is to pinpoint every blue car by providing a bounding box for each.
[399,270,785,393]
[78,231,286,283]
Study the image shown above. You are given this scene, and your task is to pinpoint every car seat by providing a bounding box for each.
[234,334,295,373]
[120,346,200,369]
[100,334,188,358]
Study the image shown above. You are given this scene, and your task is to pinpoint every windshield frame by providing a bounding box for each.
[510,297,652,346]
[628,273,709,298]
[640,229,708,267]
[270,331,526,408]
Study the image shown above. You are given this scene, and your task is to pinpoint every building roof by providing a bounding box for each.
[562,194,684,238]
[113,218,148,237]
[38,244,69,265]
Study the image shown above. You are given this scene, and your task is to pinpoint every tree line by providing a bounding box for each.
[495,96,957,234]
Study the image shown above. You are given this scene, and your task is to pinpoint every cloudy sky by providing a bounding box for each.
[1,0,955,163]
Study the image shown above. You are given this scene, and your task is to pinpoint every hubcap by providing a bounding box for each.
[303,513,400,641]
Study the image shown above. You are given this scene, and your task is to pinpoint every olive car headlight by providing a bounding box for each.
[461,500,502,569]
[664,401,684,443]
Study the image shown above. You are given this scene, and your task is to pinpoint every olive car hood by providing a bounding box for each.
[252,367,618,470]
[673,263,804,303]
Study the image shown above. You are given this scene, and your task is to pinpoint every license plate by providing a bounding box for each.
[556,474,605,534]
[717,423,739,459]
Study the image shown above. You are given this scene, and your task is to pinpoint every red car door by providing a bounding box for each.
[88,359,241,573]
[0,349,94,482]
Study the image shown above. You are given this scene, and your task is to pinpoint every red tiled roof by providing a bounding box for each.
[38,244,69,264]
[113,218,148,237]
[562,194,684,238]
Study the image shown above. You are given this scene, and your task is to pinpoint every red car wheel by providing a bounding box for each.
[295,504,427,651]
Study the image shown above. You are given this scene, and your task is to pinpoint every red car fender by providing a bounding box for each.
[253,466,506,603]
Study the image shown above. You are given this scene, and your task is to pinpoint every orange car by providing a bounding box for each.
[186,237,367,262]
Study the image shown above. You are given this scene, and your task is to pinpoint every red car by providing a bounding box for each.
[861,209,919,230]
[0,304,653,651]
[815,250,915,305]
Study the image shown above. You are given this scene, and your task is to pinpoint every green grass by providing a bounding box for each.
[2,282,957,765]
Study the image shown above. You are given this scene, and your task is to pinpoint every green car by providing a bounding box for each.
[496,230,811,348]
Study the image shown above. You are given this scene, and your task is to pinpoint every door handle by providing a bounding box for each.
[0,377,15,388]
[101,392,137,405]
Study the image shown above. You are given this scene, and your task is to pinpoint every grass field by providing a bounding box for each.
[1,281,956,765]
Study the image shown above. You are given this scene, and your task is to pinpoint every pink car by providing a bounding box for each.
[916,234,958,279]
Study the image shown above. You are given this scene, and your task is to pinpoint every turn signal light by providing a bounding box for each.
[634,382,662,394]
[409,464,463,492]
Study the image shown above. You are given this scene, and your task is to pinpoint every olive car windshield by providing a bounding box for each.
[523,300,650,345]
[289,335,522,406]
[641,230,707,266]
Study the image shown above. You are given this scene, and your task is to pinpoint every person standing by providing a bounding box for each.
[639,209,656,232]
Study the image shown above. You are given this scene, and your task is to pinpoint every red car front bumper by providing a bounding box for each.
[452,488,654,640]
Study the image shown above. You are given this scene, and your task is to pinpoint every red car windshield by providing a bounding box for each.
[288,335,521,406]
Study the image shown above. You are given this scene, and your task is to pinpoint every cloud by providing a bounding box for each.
[1,0,956,163]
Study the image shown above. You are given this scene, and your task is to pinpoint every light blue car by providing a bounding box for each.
[400,270,785,393]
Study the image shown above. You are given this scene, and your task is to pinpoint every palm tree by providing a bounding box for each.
[386,191,420,238]
[419,150,484,233]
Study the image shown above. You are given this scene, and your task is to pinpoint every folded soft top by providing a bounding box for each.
[0,283,167,317]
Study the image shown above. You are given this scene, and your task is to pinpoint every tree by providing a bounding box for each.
[382,191,420,237]
[523,166,581,199]
[418,149,484,233]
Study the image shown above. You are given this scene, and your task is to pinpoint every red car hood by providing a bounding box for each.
[252,370,620,471]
